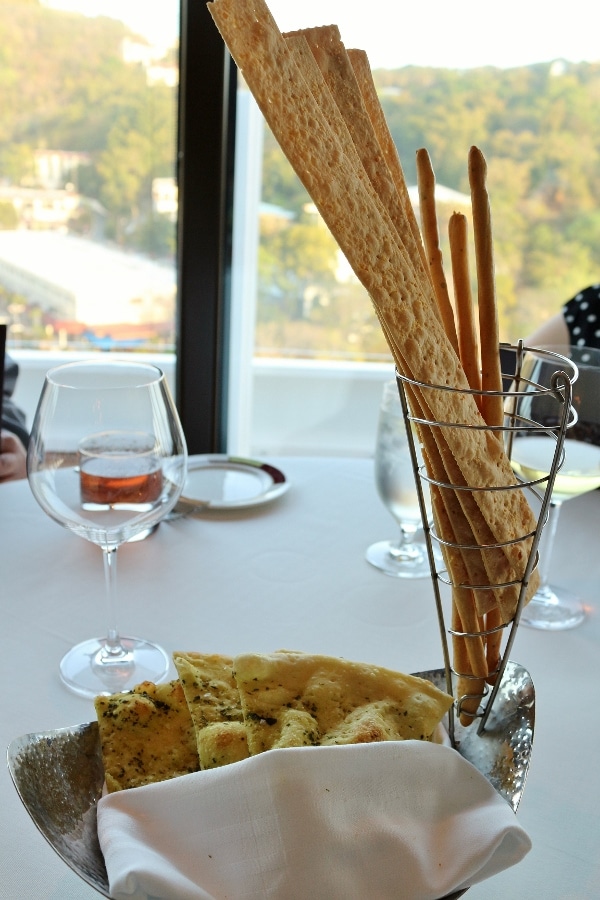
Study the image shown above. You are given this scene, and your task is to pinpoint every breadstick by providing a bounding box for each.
[449,212,481,399]
[468,145,503,429]
[452,594,487,726]
[469,146,507,673]
[485,607,504,684]
[416,148,459,354]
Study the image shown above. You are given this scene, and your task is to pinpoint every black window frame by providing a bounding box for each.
[176,0,237,454]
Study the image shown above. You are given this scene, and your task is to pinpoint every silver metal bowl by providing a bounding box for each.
[7,660,534,899]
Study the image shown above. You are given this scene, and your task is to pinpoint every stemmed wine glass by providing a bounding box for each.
[27,359,188,697]
[366,380,433,578]
[508,345,600,629]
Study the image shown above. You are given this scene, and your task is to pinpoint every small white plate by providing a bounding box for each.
[178,455,289,511]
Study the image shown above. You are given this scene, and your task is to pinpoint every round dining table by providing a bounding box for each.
[1,456,598,899]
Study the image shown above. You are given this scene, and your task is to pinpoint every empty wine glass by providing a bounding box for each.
[508,345,600,629]
[27,359,188,697]
[366,380,433,578]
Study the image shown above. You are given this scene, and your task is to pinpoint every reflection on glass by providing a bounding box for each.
[509,345,600,630]
[366,380,432,578]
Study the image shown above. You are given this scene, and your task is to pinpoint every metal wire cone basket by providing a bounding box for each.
[396,342,577,744]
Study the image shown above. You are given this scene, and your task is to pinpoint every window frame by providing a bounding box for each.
[176,0,237,453]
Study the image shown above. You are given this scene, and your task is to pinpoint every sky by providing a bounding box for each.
[42,1,600,70]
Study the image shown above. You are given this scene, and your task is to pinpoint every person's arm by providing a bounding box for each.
[0,430,27,482]
[526,311,570,350]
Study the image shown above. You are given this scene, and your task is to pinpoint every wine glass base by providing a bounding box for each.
[59,636,170,699]
[366,539,431,578]
[520,585,586,631]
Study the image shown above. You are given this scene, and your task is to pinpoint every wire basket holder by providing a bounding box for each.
[396,342,577,744]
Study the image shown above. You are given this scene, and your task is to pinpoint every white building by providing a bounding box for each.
[0,231,175,326]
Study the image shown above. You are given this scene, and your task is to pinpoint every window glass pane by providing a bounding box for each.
[230,1,600,456]
[2,1,179,425]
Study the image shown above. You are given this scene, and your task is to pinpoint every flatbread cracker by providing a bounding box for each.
[173,652,250,768]
[233,650,453,754]
[208,0,539,613]
[94,680,199,792]
[208,0,548,724]
[347,47,427,273]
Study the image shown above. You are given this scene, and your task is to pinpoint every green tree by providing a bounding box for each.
[0,200,18,229]
[258,216,339,321]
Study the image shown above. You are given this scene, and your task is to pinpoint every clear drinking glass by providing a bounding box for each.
[366,380,432,578]
[27,360,188,697]
[509,345,600,629]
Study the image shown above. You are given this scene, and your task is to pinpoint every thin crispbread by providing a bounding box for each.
[208,0,539,600]
[286,25,431,301]
[346,47,427,274]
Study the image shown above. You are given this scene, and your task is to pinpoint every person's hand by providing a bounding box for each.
[0,430,27,482]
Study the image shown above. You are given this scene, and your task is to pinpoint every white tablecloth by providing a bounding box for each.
[1,457,599,898]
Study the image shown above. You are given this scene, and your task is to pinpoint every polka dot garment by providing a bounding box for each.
[563,284,600,349]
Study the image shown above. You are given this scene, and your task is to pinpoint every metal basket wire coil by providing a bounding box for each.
[396,342,576,743]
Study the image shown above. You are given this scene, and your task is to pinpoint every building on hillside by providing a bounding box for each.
[152,178,178,220]
[33,150,92,191]
[406,184,471,211]
[0,231,175,332]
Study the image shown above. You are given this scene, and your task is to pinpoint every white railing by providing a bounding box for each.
[9,349,393,458]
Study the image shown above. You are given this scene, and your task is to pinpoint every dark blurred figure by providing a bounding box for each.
[1,353,28,482]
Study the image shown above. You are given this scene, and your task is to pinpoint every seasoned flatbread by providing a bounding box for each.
[233,650,453,754]
[94,680,199,792]
[173,652,250,769]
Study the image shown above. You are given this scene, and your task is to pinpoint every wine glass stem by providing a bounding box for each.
[399,522,418,545]
[538,500,562,589]
[389,521,422,561]
[102,547,123,655]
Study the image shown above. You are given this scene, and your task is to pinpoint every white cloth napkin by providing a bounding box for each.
[97,741,531,900]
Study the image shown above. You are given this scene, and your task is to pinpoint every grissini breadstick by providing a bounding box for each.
[429,485,488,670]
[416,148,459,355]
[484,607,504,684]
[468,145,504,429]
[412,181,513,683]
[449,211,481,399]
[469,146,508,675]
[451,596,487,726]
[286,25,432,305]
[448,209,502,684]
